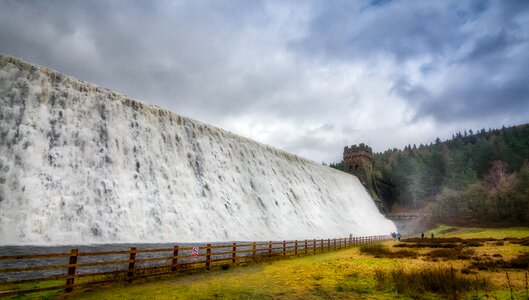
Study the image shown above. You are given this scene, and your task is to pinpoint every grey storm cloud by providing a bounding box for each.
[293,0,529,124]
[1,0,528,163]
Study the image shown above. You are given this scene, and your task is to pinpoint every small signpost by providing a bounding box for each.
[192,247,199,257]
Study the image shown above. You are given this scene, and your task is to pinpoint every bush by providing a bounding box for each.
[359,244,389,256]
[507,237,529,246]
[462,241,483,247]
[402,237,463,243]
[427,248,474,260]
[374,266,490,298]
[470,253,529,270]
[389,250,419,259]
[359,244,418,259]
[394,242,459,249]
[509,253,529,269]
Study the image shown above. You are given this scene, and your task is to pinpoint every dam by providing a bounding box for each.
[0,55,395,245]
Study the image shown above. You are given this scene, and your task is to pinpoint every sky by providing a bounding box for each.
[1,0,529,164]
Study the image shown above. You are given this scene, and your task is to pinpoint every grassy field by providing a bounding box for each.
[10,226,529,299]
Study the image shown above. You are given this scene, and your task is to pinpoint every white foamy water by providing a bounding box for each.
[0,55,395,245]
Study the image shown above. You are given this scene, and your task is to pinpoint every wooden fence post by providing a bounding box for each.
[283,241,286,257]
[295,240,298,256]
[171,245,179,272]
[252,242,256,261]
[333,238,336,250]
[313,239,316,255]
[65,248,78,292]
[232,242,237,264]
[127,247,136,283]
[268,241,273,259]
[206,244,211,270]
[304,240,308,255]
[327,238,330,251]
[321,239,324,252]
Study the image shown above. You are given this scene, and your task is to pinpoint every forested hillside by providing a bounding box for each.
[333,124,529,225]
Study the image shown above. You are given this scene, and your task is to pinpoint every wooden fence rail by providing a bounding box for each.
[0,235,390,297]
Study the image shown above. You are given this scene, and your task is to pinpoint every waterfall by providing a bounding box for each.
[0,55,395,245]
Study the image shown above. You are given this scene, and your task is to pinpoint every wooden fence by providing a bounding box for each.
[0,235,389,297]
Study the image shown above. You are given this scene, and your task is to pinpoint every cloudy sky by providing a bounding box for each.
[1,0,528,163]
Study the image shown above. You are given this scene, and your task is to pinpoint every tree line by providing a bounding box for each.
[331,124,529,225]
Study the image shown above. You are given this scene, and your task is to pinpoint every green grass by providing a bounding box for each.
[421,225,529,239]
[70,249,406,300]
[9,226,529,299]
[1,279,64,300]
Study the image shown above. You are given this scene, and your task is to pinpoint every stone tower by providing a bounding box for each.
[343,143,386,213]
[343,143,373,186]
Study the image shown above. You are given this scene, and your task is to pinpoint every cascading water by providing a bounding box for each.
[0,55,396,245]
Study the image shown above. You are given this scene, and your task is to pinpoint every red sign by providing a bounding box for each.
[192,247,199,257]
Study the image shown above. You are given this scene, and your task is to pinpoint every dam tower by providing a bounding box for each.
[343,144,386,213]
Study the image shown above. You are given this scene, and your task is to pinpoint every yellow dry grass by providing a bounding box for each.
[14,226,529,299]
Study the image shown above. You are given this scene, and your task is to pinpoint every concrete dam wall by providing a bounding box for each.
[0,55,395,245]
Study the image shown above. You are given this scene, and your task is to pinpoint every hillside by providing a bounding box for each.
[333,124,529,225]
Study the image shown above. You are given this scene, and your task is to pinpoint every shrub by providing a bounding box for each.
[389,250,419,259]
[359,244,389,256]
[359,244,418,259]
[373,269,388,290]
[470,253,529,270]
[462,241,483,247]
[402,237,463,243]
[374,266,489,299]
[394,242,459,249]
[508,237,529,246]
[509,253,529,269]
[427,248,474,260]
